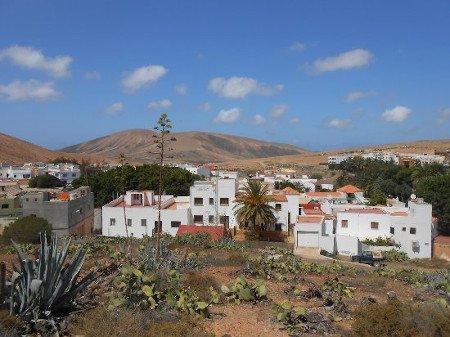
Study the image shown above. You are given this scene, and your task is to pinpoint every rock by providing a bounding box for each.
[305,311,323,323]
[387,291,397,300]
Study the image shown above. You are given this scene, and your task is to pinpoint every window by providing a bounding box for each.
[390,227,395,235]
[410,227,416,235]
[209,198,214,205]
[34,198,37,202]
[208,215,214,223]
[141,219,147,227]
[341,220,348,228]
[194,198,203,206]
[194,215,203,224]
[171,221,181,228]
[275,203,282,211]
[62,173,67,177]
[275,223,282,231]
[220,198,229,206]
[110,218,116,226]
[72,173,76,177]
[132,194,141,200]
[371,222,379,230]
[1,204,9,209]
[127,219,132,226]
[402,227,406,232]
[219,215,229,226]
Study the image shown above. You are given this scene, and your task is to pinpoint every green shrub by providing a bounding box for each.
[352,300,450,337]
[1,216,52,244]
[221,276,267,303]
[28,174,63,188]
[362,236,400,247]
[383,249,409,262]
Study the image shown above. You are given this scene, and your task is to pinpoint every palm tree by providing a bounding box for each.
[233,180,277,231]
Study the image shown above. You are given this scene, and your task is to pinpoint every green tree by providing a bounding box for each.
[29,174,64,188]
[234,180,277,231]
[2,216,52,243]
[368,191,387,206]
[415,173,450,235]
[274,181,305,192]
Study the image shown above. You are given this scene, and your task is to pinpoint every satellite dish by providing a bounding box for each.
[410,194,417,200]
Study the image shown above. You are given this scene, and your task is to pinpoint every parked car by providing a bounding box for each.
[351,250,385,267]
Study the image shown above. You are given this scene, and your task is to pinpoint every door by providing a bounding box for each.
[297,231,319,248]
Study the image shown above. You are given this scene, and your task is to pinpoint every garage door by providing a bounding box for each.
[297,231,319,248]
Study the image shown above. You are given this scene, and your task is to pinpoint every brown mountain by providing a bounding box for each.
[0,132,101,165]
[61,129,309,163]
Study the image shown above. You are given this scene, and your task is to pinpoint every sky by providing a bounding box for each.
[1,1,450,151]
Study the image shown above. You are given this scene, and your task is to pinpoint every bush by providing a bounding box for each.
[361,236,400,247]
[1,216,52,244]
[352,300,450,337]
[383,249,409,262]
[182,272,219,301]
[28,174,64,188]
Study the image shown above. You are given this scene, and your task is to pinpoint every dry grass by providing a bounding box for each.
[182,271,219,301]
[352,300,450,337]
[69,306,211,337]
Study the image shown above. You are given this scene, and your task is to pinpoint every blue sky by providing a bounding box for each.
[1,1,449,151]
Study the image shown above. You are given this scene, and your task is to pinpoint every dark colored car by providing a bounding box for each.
[351,250,385,267]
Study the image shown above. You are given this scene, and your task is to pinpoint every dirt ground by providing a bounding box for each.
[1,240,448,337]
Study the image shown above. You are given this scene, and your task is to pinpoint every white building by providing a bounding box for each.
[46,163,81,184]
[294,198,438,259]
[0,166,33,179]
[189,178,237,228]
[102,190,191,237]
[172,164,211,177]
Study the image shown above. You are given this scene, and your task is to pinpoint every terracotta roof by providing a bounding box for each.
[303,208,325,216]
[390,211,408,217]
[298,197,313,205]
[337,185,363,194]
[343,208,385,214]
[303,202,321,209]
[306,191,344,198]
[271,194,288,202]
[282,187,301,195]
[297,216,324,224]
[57,192,70,201]
[176,225,225,240]
[434,236,450,245]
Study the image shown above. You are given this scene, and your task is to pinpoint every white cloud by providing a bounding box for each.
[381,106,411,123]
[289,41,307,52]
[325,118,351,129]
[121,65,168,92]
[84,71,101,80]
[0,80,59,101]
[148,99,173,111]
[289,117,300,124]
[213,107,241,123]
[0,45,72,77]
[106,102,124,115]
[436,108,450,125]
[198,102,211,112]
[208,76,283,99]
[271,104,289,117]
[251,114,266,125]
[175,84,188,95]
[344,90,376,102]
[310,49,374,74]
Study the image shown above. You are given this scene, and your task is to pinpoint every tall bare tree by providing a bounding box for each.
[117,153,129,240]
[152,113,176,257]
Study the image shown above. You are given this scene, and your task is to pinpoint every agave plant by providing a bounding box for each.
[7,232,96,322]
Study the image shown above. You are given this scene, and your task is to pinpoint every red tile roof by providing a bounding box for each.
[57,192,70,201]
[297,216,324,224]
[434,236,450,245]
[282,187,301,195]
[390,211,408,217]
[176,225,225,240]
[306,191,343,198]
[303,208,325,216]
[337,185,363,194]
[343,208,385,214]
[271,194,288,202]
[303,203,322,209]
